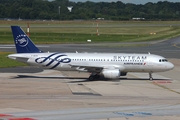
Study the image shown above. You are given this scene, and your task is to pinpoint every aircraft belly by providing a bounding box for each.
[54,67,76,71]
[124,65,154,72]
[50,63,70,70]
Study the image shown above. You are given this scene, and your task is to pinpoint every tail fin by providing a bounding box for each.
[11,26,42,53]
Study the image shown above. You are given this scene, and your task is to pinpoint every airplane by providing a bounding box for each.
[8,26,174,81]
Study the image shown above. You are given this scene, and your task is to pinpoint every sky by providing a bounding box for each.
[67,0,179,4]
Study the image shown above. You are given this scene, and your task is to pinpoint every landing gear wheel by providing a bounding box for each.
[88,73,100,81]
[149,77,153,81]
[88,76,94,81]
[94,74,100,79]
[149,72,153,81]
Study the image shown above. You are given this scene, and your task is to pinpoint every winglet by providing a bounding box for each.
[11,26,42,53]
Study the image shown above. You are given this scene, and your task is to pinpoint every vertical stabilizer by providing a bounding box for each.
[11,26,41,53]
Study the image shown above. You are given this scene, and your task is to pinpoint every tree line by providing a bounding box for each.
[0,0,180,20]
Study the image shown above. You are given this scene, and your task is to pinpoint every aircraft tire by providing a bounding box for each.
[89,76,94,81]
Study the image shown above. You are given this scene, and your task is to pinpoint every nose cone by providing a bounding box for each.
[166,62,174,70]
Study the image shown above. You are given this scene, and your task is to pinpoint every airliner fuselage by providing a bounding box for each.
[8,26,174,80]
[8,52,174,73]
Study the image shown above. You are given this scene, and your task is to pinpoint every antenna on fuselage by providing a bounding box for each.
[148,52,151,54]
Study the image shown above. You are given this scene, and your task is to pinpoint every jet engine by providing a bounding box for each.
[102,69,121,79]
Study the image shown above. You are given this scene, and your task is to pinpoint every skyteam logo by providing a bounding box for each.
[15,34,28,47]
[35,53,71,69]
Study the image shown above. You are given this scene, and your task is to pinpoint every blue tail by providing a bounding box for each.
[11,26,42,53]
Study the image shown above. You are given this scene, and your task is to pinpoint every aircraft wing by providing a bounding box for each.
[69,64,125,72]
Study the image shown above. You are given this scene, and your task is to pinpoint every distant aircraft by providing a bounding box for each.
[8,26,174,80]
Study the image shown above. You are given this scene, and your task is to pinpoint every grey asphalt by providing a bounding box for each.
[0,66,43,73]
[7,105,180,120]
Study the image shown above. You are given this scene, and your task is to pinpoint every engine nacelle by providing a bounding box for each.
[102,69,121,79]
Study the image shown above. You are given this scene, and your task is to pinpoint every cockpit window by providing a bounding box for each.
[159,59,168,62]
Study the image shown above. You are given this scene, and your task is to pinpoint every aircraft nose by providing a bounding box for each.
[166,62,174,70]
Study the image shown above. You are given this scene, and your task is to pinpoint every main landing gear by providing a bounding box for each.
[149,72,153,81]
[88,73,100,81]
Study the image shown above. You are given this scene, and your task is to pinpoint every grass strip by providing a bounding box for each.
[0,52,27,68]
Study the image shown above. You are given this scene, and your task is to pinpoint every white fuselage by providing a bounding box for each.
[9,26,174,80]
[8,52,174,73]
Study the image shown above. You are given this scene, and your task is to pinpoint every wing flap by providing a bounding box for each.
[69,64,125,72]
[69,64,103,72]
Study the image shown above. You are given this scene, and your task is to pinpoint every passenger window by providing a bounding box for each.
[159,59,161,62]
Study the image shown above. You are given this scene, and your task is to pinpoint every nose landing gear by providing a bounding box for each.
[149,72,153,81]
